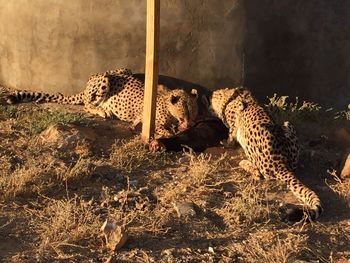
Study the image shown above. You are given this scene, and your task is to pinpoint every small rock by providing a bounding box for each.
[208,246,215,254]
[310,150,316,158]
[178,156,190,164]
[173,201,196,217]
[223,191,233,198]
[39,123,97,151]
[179,166,188,172]
[340,151,350,178]
[100,219,128,251]
[139,186,150,195]
[161,248,174,257]
[129,179,138,188]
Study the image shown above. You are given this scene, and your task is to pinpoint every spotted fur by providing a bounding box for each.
[6,68,199,137]
[209,87,323,221]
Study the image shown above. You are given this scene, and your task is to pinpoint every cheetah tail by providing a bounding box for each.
[6,91,84,105]
[281,172,323,222]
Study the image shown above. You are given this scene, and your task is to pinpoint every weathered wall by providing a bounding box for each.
[244,0,350,108]
[0,0,244,94]
[1,0,350,108]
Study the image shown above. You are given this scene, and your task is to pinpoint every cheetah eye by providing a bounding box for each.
[170,95,180,104]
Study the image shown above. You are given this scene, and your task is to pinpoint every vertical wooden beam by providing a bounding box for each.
[142,0,160,141]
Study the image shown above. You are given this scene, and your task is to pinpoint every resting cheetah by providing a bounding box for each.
[209,87,323,221]
[6,68,199,137]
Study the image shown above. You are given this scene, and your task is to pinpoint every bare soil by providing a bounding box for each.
[0,86,349,263]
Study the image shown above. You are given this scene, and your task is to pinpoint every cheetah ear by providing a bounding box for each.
[157,84,169,93]
[190,88,198,98]
[170,95,180,104]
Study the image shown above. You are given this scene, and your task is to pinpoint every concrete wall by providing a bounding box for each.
[244,0,350,108]
[1,0,350,108]
[0,0,244,94]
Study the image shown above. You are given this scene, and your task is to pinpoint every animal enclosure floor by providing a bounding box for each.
[0,86,350,262]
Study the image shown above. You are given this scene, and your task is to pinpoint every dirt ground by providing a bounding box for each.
[0,86,350,263]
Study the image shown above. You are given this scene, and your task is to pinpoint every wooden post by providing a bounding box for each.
[141,0,160,142]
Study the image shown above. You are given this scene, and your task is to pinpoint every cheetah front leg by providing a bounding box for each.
[129,117,142,131]
[154,118,175,138]
[239,159,263,180]
[229,126,239,144]
[222,127,239,147]
[155,125,173,139]
[84,104,113,118]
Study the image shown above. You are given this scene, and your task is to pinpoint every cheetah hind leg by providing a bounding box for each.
[239,159,264,180]
[282,121,299,170]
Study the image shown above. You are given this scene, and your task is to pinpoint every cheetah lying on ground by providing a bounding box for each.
[208,87,323,221]
[6,68,199,137]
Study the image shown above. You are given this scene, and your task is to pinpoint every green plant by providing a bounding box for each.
[7,109,90,135]
[266,94,321,125]
[334,104,350,120]
[27,111,89,135]
[0,105,19,119]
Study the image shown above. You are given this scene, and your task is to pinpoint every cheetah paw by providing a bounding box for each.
[149,139,166,152]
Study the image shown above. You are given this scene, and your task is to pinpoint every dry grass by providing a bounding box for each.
[0,96,350,262]
[109,137,174,173]
[327,169,350,202]
[31,196,101,260]
[155,151,227,208]
[185,150,227,183]
[0,165,43,199]
[239,232,308,263]
[60,156,95,182]
[220,179,272,227]
[0,104,90,135]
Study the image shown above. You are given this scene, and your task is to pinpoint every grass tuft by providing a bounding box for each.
[32,196,101,259]
[0,105,19,119]
[266,94,322,125]
[240,232,308,263]
[60,157,95,183]
[109,137,174,173]
[0,106,90,135]
[26,111,89,135]
[0,165,43,199]
[220,179,271,226]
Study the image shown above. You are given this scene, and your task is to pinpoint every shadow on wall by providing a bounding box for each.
[243,0,350,108]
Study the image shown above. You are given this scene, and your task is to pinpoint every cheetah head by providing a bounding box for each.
[208,87,253,118]
[208,88,240,118]
[86,73,111,106]
[163,86,199,131]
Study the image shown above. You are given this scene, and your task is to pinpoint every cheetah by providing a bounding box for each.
[209,87,323,221]
[6,68,199,137]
